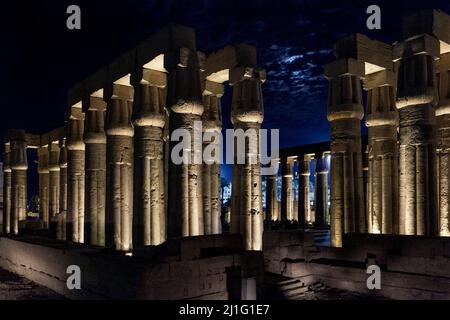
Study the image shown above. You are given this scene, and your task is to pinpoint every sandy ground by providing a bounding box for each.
[0,267,63,300]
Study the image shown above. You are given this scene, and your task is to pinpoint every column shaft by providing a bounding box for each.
[84,107,107,246]
[48,142,60,224]
[67,117,85,242]
[314,156,328,227]
[10,131,28,234]
[38,146,49,229]
[57,140,67,240]
[298,155,310,227]
[396,38,438,236]
[2,147,11,234]
[326,68,365,247]
[105,88,134,251]
[230,67,265,251]
[281,157,294,222]
[265,174,278,223]
[366,81,398,234]
[167,48,204,238]
[202,89,222,235]
[436,53,450,236]
[132,69,167,246]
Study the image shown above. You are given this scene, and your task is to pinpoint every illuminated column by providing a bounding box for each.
[202,80,223,235]
[67,113,85,242]
[2,145,11,234]
[230,67,265,251]
[84,96,107,246]
[395,35,439,236]
[436,52,450,236]
[365,70,398,234]
[314,154,328,227]
[132,69,166,246]
[167,48,204,238]
[281,157,294,222]
[38,146,50,228]
[265,173,278,223]
[325,59,365,247]
[298,154,310,227]
[57,139,68,240]
[362,147,369,231]
[48,141,60,222]
[10,130,28,234]
[105,79,134,251]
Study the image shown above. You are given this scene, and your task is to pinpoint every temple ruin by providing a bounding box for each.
[1,9,450,300]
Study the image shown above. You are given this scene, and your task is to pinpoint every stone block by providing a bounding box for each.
[324,58,365,79]
[363,70,395,90]
[334,33,393,71]
[402,9,450,50]
[393,34,440,60]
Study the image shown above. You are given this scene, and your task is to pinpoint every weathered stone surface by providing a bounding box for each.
[396,35,439,236]
[230,67,265,251]
[326,67,365,246]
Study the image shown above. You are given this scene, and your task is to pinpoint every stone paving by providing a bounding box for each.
[0,267,63,300]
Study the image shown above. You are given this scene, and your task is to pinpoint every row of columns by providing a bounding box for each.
[1,47,267,253]
[2,131,28,235]
[265,153,329,228]
[323,29,450,246]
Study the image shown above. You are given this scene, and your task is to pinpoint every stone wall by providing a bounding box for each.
[0,234,246,299]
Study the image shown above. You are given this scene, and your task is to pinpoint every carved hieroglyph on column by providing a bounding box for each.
[202,80,223,235]
[298,154,311,227]
[38,146,50,228]
[132,68,167,246]
[10,130,28,235]
[395,35,439,236]
[230,67,265,251]
[67,111,85,242]
[265,173,278,223]
[325,59,365,247]
[48,141,60,225]
[436,52,450,236]
[167,48,204,238]
[105,78,134,251]
[57,139,68,240]
[2,145,11,234]
[365,70,399,234]
[314,154,329,227]
[281,157,295,222]
[84,93,107,246]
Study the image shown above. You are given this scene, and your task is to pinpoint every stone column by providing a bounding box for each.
[132,69,166,246]
[202,80,223,235]
[10,131,28,235]
[436,52,450,236]
[84,96,107,246]
[38,146,50,228]
[167,47,204,238]
[230,67,266,251]
[48,141,60,222]
[281,157,295,222]
[57,139,68,240]
[66,115,85,243]
[365,70,398,234]
[325,59,365,247]
[314,154,328,227]
[105,81,134,251]
[2,145,11,234]
[265,173,278,223]
[297,154,310,228]
[395,35,439,236]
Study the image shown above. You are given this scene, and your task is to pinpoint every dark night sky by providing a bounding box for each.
[2,0,450,193]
